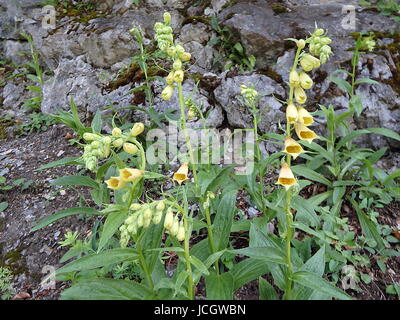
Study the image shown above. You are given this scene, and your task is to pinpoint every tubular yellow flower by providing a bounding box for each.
[294,86,307,104]
[173,59,182,71]
[299,71,313,90]
[173,70,184,83]
[173,162,189,185]
[297,39,305,49]
[156,201,165,212]
[162,85,174,100]
[283,136,304,160]
[294,122,319,143]
[152,211,162,224]
[105,176,127,190]
[123,142,138,155]
[119,168,143,182]
[164,208,174,229]
[289,69,300,87]
[297,107,314,126]
[130,122,144,136]
[170,217,179,236]
[166,71,175,85]
[286,102,298,124]
[300,54,320,72]
[130,203,142,210]
[112,127,122,137]
[276,163,298,190]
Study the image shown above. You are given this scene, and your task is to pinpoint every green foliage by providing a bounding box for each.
[0,267,14,300]
[360,0,400,23]
[20,112,55,134]
[208,16,256,71]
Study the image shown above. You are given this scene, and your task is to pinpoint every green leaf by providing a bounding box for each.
[229,247,286,265]
[51,175,99,189]
[61,278,151,300]
[337,128,400,150]
[292,196,319,227]
[292,165,333,187]
[56,248,138,274]
[31,207,101,231]
[0,202,8,212]
[292,271,352,300]
[91,109,102,134]
[333,186,346,203]
[189,255,210,276]
[259,277,278,300]
[328,76,352,94]
[354,78,379,86]
[213,189,238,251]
[348,197,385,251]
[205,272,234,300]
[228,258,268,291]
[36,157,82,171]
[97,209,129,252]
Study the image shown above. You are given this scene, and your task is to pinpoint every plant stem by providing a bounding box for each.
[135,236,154,290]
[283,188,293,300]
[181,187,194,300]
[177,82,198,189]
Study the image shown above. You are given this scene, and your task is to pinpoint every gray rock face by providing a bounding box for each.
[214,74,285,134]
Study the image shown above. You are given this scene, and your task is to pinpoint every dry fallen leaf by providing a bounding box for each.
[12,292,31,300]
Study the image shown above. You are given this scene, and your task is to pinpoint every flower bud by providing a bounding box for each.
[176,222,185,242]
[163,12,171,25]
[173,70,184,83]
[297,39,305,49]
[143,208,153,220]
[188,109,196,120]
[173,59,182,71]
[170,217,179,236]
[83,132,99,141]
[91,141,100,149]
[102,136,111,145]
[113,138,123,148]
[130,203,142,210]
[299,71,313,90]
[289,69,300,87]
[164,209,174,229]
[314,28,324,36]
[143,217,151,228]
[112,127,122,137]
[123,142,138,154]
[131,122,144,137]
[137,213,144,228]
[127,223,137,234]
[162,85,174,100]
[300,54,320,71]
[295,87,307,104]
[166,46,176,57]
[175,45,185,54]
[181,52,191,61]
[156,201,165,212]
[152,211,162,225]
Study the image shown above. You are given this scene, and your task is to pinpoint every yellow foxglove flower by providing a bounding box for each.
[119,168,143,182]
[286,102,298,124]
[173,162,189,185]
[276,163,298,190]
[164,208,174,229]
[143,208,153,220]
[83,133,100,141]
[297,107,314,126]
[289,69,300,87]
[166,46,176,57]
[162,85,174,100]
[112,127,122,137]
[294,86,307,104]
[156,201,165,212]
[130,203,142,210]
[300,54,320,71]
[283,136,304,160]
[173,70,184,83]
[166,71,175,84]
[152,211,162,224]
[123,142,138,155]
[105,176,127,190]
[294,122,318,143]
[130,122,144,136]
[299,72,313,89]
